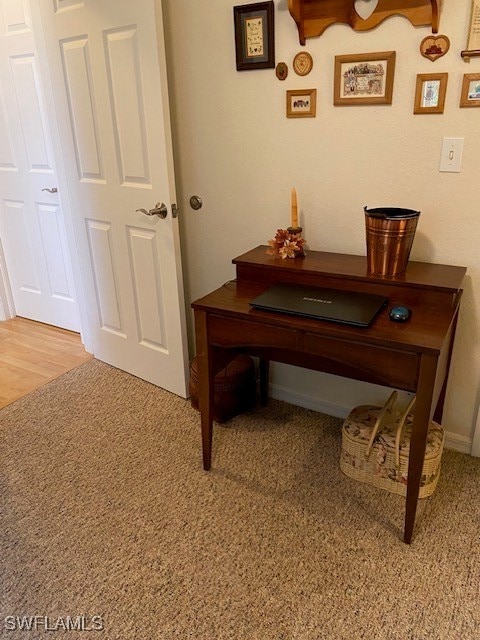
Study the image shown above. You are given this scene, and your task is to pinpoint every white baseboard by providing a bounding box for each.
[269,383,349,420]
[269,383,473,455]
[443,432,473,455]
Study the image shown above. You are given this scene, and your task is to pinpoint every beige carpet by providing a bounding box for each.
[1,359,479,640]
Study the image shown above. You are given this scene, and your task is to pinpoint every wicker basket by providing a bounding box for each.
[340,391,444,498]
[189,355,256,423]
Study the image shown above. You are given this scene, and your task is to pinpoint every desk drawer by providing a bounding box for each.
[304,333,419,390]
[209,315,299,350]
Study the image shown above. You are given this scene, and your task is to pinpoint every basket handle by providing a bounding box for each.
[393,395,416,470]
[365,390,398,458]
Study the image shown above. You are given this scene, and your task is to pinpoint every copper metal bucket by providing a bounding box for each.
[364,207,420,277]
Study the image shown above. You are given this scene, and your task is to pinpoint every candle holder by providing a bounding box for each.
[266,227,306,259]
[287,226,303,234]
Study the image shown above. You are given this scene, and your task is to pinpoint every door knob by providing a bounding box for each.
[135,202,168,219]
[189,195,203,210]
[42,187,58,193]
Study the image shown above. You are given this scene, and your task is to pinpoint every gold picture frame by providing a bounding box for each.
[460,73,480,108]
[286,89,317,118]
[333,51,396,106]
[414,73,448,114]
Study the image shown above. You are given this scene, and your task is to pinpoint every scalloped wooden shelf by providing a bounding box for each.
[288,0,441,45]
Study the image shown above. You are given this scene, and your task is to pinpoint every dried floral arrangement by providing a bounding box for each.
[266,228,306,259]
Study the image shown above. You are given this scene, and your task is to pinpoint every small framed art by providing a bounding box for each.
[333,51,396,106]
[460,73,480,108]
[414,73,448,114]
[233,2,275,71]
[286,89,317,118]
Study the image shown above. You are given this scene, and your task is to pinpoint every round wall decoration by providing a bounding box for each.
[293,51,313,76]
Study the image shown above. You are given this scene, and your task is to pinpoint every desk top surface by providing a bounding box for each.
[192,280,456,354]
[192,247,466,355]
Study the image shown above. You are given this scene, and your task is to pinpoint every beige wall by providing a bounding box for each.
[163,0,480,450]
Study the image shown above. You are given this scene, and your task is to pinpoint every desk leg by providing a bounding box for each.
[194,310,214,471]
[434,313,458,424]
[404,353,437,544]
[259,358,270,406]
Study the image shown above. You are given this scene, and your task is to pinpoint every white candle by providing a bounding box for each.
[291,188,298,228]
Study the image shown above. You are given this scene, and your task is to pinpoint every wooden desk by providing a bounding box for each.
[192,246,466,543]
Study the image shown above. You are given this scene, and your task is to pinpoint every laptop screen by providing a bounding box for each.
[249,283,388,327]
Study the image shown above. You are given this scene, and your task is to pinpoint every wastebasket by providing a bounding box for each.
[189,355,256,423]
[364,206,420,277]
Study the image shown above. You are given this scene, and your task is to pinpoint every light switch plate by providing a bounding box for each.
[439,137,464,173]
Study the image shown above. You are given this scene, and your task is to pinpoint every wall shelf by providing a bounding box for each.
[288,0,441,45]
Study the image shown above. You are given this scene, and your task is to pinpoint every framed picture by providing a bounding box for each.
[460,73,480,108]
[414,73,448,114]
[233,2,275,71]
[333,51,396,106]
[286,89,317,118]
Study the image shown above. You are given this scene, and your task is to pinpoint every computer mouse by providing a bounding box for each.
[389,306,411,322]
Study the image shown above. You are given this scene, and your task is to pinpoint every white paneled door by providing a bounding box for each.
[0,0,80,331]
[33,0,189,396]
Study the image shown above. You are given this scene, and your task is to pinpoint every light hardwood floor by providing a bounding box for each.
[0,317,92,409]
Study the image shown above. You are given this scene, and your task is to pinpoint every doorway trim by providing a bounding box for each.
[472,407,480,457]
[0,239,15,321]
[0,0,93,352]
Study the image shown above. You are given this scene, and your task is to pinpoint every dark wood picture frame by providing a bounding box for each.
[234,1,275,71]
[333,51,396,106]
[413,73,448,114]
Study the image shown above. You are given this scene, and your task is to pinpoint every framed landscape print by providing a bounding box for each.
[414,73,448,114]
[334,51,396,106]
[234,2,275,71]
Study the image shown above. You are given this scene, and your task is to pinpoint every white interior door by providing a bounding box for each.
[32,0,189,396]
[0,0,80,331]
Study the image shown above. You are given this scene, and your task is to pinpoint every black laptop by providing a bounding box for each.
[249,282,388,327]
